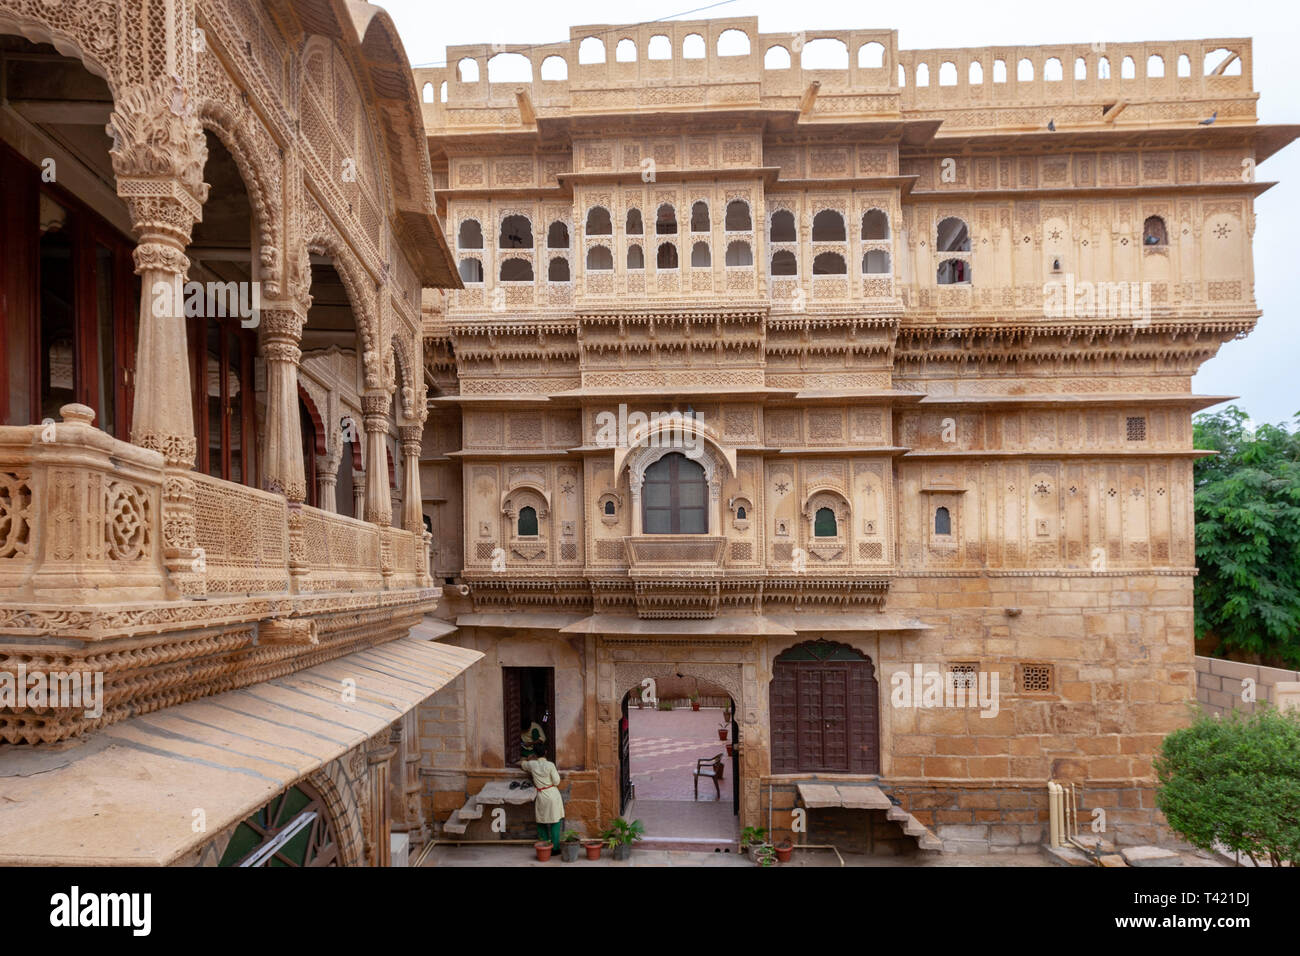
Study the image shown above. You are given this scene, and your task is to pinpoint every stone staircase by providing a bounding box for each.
[441,780,538,837]
[796,782,943,853]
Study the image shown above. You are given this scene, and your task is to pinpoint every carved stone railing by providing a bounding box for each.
[0,404,167,603]
[0,407,440,745]
[192,472,291,595]
[298,506,383,593]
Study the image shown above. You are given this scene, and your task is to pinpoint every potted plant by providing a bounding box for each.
[740,825,769,858]
[774,840,794,863]
[582,837,603,860]
[722,705,732,723]
[752,844,777,867]
[725,742,733,756]
[717,721,729,741]
[534,839,553,862]
[600,817,646,861]
[559,829,582,862]
[690,692,700,711]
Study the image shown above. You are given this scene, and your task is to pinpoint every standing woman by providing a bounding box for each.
[520,736,565,853]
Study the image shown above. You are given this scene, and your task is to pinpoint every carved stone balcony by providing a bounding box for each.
[0,405,438,746]
[623,535,726,578]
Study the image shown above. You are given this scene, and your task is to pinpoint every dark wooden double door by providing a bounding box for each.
[771,648,879,774]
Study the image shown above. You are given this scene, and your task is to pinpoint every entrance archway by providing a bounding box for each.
[613,662,742,845]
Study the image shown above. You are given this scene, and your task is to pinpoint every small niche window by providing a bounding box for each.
[547,257,570,281]
[626,208,643,234]
[770,209,796,242]
[1126,416,1147,441]
[937,258,969,284]
[547,221,569,248]
[626,245,644,270]
[814,507,838,537]
[604,500,616,516]
[770,250,797,276]
[934,506,952,535]
[1142,216,1167,246]
[690,201,710,232]
[517,506,539,536]
[656,204,678,235]
[586,206,612,235]
[812,210,846,242]
[458,258,484,283]
[736,505,747,520]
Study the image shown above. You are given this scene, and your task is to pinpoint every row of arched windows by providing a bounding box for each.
[897,48,1240,88]
[462,244,897,282]
[424,46,1240,103]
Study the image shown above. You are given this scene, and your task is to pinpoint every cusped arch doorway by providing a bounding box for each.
[770,640,880,774]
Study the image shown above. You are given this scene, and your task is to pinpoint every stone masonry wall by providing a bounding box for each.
[1195,655,1300,715]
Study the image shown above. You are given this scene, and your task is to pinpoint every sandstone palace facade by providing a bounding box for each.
[412,21,1295,852]
[0,4,1293,865]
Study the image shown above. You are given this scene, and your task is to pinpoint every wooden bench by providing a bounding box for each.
[693,754,725,800]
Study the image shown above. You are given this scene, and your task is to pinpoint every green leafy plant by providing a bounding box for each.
[657,699,673,711]
[561,829,580,844]
[1155,706,1300,867]
[599,817,646,848]
[753,844,777,867]
[1192,407,1300,667]
[740,825,768,848]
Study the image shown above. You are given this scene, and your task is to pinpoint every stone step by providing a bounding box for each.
[458,802,484,821]
[442,809,468,836]
[886,806,909,823]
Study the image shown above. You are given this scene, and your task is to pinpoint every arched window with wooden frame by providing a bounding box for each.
[518,505,539,536]
[642,452,707,534]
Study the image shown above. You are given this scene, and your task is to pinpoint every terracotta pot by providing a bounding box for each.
[691,702,700,711]
[534,841,552,862]
[717,728,728,740]
[725,743,733,756]
[775,842,793,863]
[583,841,603,860]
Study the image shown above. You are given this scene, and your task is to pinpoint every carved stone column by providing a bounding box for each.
[629,473,643,535]
[108,76,210,597]
[362,393,393,527]
[316,452,340,514]
[259,308,307,503]
[352,472,366,520]
[399,425,423,534]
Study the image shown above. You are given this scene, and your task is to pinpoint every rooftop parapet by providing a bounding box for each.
[416,19,1256,135]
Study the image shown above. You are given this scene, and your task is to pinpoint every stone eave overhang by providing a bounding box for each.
[912,393,1236,411]
[904,180,1277,203]
[904,122,1300,161]
[900,448,1214,459]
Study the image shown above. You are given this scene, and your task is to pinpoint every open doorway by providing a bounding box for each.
[618,673,739,845]
[503,667,555,763]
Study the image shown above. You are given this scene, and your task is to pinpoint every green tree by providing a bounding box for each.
[1193,406,1300,666]
[1155,707,1300,867]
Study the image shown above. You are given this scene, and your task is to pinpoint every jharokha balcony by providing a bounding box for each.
[0,403,436,746]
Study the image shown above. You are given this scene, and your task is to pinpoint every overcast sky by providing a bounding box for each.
[381,0,1300,428]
